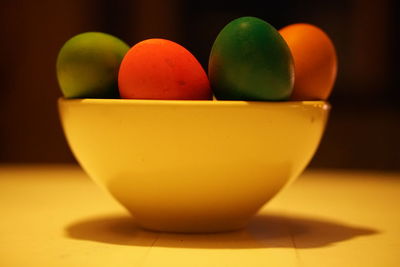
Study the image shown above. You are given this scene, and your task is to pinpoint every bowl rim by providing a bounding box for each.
[58,98,330,109]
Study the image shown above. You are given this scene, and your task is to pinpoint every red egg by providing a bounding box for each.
[118,38,212,100]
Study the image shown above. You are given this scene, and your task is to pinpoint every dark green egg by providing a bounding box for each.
[56,32,129,98]
[208,17,294,101]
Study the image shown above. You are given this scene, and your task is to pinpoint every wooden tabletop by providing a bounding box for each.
[0,165,399,267]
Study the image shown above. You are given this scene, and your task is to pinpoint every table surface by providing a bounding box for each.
[0,165,399,267]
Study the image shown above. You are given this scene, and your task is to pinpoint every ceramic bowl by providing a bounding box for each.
[58,98,330,233]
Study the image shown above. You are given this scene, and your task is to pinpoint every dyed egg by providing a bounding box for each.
[208,16,294,101]
[279,23,338,100]
[118,39,212,100]
[56,32,129,98]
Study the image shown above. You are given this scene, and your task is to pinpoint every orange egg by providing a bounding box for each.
[118,38,212,100]
[279,23,337,100]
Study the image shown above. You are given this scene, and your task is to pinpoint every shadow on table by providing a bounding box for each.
[65,212,378,249]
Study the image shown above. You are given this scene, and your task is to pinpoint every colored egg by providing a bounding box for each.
[208,16,294,101]
[279,23,338,100]
[118,39,212,100]
[56,32,129,98]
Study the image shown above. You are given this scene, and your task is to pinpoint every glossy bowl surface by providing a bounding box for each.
[58,98,330,233]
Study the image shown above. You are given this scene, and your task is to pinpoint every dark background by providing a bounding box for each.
[1,0,399,170]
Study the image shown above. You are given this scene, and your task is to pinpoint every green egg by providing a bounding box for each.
[56,32,129,98]
[208,17,294,101]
